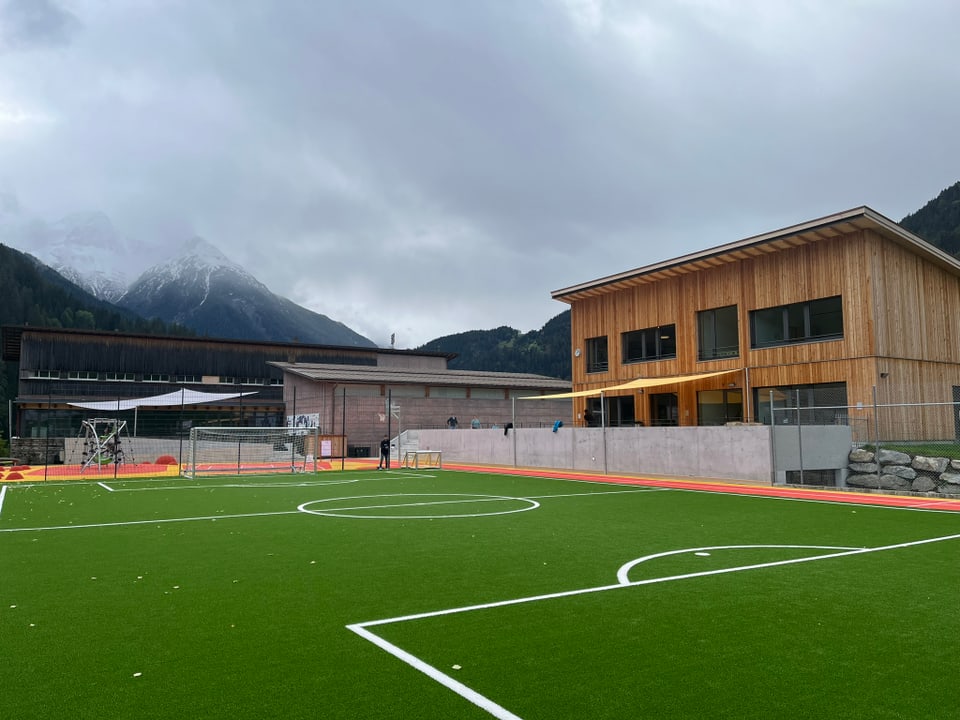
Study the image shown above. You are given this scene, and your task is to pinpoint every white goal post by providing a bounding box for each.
[400,450,442,469]
[182,426,320,478]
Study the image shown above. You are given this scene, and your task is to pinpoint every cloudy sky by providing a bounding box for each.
[1,0,958,347]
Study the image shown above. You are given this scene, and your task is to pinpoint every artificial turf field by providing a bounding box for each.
[2,467,959,719]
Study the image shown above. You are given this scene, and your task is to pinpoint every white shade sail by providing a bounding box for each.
[68,388,259,411]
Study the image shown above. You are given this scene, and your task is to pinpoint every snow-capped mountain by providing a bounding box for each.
[0,200,132,302]
[119,236,376,347]
[2,196,375,346]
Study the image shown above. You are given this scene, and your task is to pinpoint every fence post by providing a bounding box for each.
[769,390,777,484]
[873,385,881,485]
[796,389,804,486]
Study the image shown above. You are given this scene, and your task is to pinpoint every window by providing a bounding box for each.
[33,369,60,379]
[105,372,136,382]
[144,373,170,382]
[698,305,739,360]
[621,325,676,363]
[585,336,608,373]
[174,374,201,384]
[697,389,743,426]
[754,382,848,425]
[751,296,843,348]
[67,370,98,381]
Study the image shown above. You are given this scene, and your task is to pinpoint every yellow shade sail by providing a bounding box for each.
[519,369,742,400]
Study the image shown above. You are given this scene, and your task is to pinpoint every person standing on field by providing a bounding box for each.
[378,435,390,470]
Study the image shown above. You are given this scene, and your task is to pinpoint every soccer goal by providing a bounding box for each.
[400,450,442,469]
[182,426,320,478]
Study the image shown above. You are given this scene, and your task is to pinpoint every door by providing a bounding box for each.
[649,393,679,426]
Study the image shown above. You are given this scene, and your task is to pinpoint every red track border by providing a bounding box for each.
[441,463,960,513]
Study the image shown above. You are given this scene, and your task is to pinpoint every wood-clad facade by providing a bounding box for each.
[552,207,960,441]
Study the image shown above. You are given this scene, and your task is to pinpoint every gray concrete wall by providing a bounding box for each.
[413,424,777,483]
[771,424,853,485]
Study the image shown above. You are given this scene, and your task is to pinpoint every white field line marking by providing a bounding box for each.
[460,468,960,515]
[97,482,115,492]
[669,486,960,515]
[104,478,360,491]
[311,488,655,513]
[300,495,536,513]
[300,497,539,520]
[298,489,653,519]
[909,498,960,509]
[0,485,6,517]
[348,623,523,720]
[348,532,960,719]
[615,544,862,585]
[0,509,300,533]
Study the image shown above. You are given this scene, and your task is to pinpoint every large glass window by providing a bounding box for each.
[621,325,676,363]
[754,382,848,425]
[697,389,743,426]
[586,336,608,373]
[750,296,843,348]
[698,305,739,360]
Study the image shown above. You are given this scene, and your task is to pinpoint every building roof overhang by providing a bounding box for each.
[551,206,960,303]
[0,325,457,364]
[269,361,571,392]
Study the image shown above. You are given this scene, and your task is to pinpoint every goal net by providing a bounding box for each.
[182,426,320,478]
[400,450,442,469]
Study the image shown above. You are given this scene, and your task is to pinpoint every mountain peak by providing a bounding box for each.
[179,235,233,265]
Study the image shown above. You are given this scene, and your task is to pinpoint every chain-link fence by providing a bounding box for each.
[6,384,572,479]
[766,386,960,494]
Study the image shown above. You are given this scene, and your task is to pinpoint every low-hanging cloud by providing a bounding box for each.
[1,0,958,347]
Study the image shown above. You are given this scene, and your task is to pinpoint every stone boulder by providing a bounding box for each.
[912,456,949,474]
[938,472,960,494]
[846,474,879,489]
[878,474,913,490]
[877,449,911,466]
[881,465,916,480]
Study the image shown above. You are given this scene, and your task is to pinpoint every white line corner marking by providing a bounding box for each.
[347,533,960,720]
[0,484,7,517]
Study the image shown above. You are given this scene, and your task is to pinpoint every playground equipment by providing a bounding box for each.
[79,418,132,473]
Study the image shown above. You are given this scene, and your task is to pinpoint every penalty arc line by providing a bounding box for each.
[347,531,960,720]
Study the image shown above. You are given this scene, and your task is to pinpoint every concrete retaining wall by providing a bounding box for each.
[413,424,777,483]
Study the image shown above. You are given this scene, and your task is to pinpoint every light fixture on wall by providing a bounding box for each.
[574,348,581,357]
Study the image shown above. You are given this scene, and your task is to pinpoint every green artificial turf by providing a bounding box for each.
[1,471,958,719]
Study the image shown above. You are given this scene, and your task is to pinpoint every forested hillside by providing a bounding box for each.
[417,310,571,380]
[0,244,193,446]
[900,181,960,256]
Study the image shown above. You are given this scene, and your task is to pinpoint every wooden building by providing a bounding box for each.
[551,207,960,442]
[2,326,571,456]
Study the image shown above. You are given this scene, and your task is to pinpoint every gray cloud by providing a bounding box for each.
[0,0,79,50]
[1,0,959,346]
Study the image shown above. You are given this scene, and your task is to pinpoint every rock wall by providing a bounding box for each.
[10,437,66,465]
[847,448,960,494]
